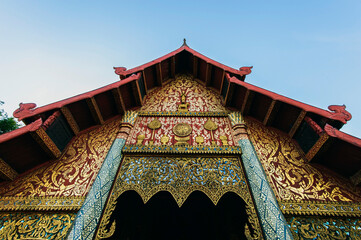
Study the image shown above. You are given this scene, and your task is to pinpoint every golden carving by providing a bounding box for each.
[0,196,84,211]
[195,135,204,145]
[204,119,218,145]
[121,111,138,125]
[122,144,242,155]
[0,118,121,197]
[136,134,145,145]
[220,135,229,146]
[127,116,235,146]
[138,111,229,117]
[177,91,189,112]
[140,74,227,112]
[96,156,262,239]
[287,216,361,239]
[246,118,361,202]
[147,119,162,130]
[279,200,361,217]
[228,112,244,126]
[0,212,75,239]
[173,123,192,137]
[148,119,161,145]
[174,136,190,145]
[0,157,18,181]
[160,135,169,145]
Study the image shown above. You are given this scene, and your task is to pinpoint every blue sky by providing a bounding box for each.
[1,1,361,137]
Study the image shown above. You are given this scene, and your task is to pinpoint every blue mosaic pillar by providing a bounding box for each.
[67,111,137,240]
[229,112,293,240]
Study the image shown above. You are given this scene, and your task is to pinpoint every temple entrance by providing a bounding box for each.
[104,190,248,240]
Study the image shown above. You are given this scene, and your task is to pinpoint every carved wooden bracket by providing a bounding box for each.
[86,97,104,125]
[60,107,80,135]
[0,157,18,181]
[289,110,306,137]
[30,127,61,159]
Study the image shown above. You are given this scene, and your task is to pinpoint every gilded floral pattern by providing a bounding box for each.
[127,116,235,146]
[287,216,361,239]
[140,74,227,112]
[96,156,262,239]
[0,212,75,239]
[0,118,121,197]
[246,118,361,202]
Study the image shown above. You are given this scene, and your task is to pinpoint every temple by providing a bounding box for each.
[0,40,361,239]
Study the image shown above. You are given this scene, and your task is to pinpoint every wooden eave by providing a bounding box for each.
[307,124,361,182]
[0,119,56,180]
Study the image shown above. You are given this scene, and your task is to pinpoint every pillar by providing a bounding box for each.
[67,111,137,240]
[229,112,293,240]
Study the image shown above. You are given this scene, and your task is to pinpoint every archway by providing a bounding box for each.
[102,190,249,240]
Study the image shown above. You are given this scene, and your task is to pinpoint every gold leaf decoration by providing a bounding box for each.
[0,212,75,239]
[246,118,361,202]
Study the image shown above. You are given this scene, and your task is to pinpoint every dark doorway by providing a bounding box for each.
[103,191,249,240]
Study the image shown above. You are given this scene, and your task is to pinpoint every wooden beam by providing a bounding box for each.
[263,100,276,125]
[60,106,79,135]
[350,169,361,186]
[86,97,104,125]
[0,157,18,181]
[112,88,126,114]
[224,81,232,105]
[30,127,61,159]
[135,80,143,106]
[219,70,226,95]
[141,70,149,93]
[289,110,307,138]
[171,56,176,78]
[193,56,198,77]
[156,62,163,86]
[241,89,250,114]
[305,132,329,162]
[205,63,211,86]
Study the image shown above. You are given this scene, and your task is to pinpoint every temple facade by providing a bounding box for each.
[0,41,361,239]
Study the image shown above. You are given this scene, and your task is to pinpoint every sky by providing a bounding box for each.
[0,1,361,137]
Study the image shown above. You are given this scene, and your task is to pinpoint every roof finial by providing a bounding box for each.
[182,38,188,47]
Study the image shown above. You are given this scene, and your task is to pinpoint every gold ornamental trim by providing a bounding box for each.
[138,111,229,117]
[279,200,361,217]
[0,196,85,211]
[173,123,192,137]
[122,144,242,155]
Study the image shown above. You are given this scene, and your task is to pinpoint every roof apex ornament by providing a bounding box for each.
[328,104,352,124]
[113,67,127,80]
[13,103,37,120]
[239,66,253,75]
[182,38,188,47]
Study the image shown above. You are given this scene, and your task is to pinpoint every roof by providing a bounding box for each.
[0,41,360,184]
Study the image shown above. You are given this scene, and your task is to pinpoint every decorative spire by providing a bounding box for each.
[182,38,188,47]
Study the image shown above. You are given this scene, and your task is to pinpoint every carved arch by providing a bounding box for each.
[95,156,263,239]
